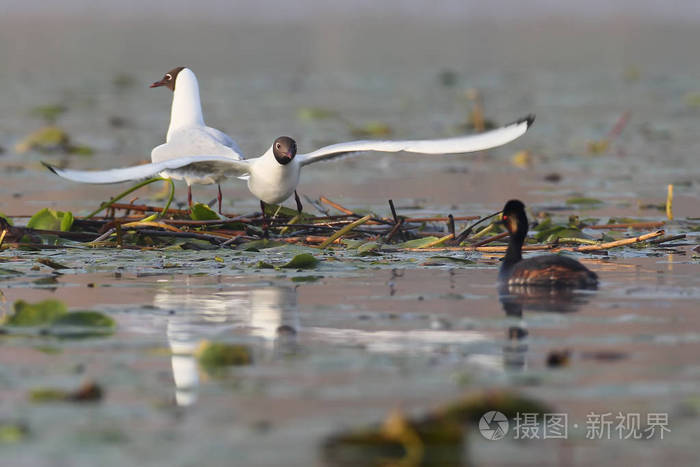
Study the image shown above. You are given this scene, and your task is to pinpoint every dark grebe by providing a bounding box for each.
[498,200,598,288]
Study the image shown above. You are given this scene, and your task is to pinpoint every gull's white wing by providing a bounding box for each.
[153,128,244,163]
[298,115,534,166]
[204,126,244,156]
[43,155,253,184]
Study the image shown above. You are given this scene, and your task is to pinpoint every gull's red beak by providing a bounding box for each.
[150,80,166,88]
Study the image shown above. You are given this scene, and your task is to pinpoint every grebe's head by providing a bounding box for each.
[150,66,186,91]
[272,136,297,165]
[501,199,527,235]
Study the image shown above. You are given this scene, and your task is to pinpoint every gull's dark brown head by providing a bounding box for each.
[272,136,297,165]
[501,199,527,236]
[150,66,186,91]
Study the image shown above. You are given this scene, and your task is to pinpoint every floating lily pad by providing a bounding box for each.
[52,311,115,328]
[566,197,603,206]
[5,299,68,326]
[534,226,588,243]
[0,422,29,444]
[253,260,275,269]
[67,144,94,156]
[357,242,381,255]
[29,104,67,123]
[29,381,103,403]
[281,253,319,269]
[351,121,393,138]
[190,203,220,221]
[297,107,340,121]
[397,237,440,249]
[429,256,476,265]
[27,208,74,232]
[15,126,69,153]
[237,239,286,251]
[196,341,253,368]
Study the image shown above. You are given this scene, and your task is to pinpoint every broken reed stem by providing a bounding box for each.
[120,221,183,233]
[588,221,665,230]
[404,215,480,223]
[384,218,405,242]
[556,237,599,245]
[472,231,509,247]
[416,233,454,249]
[107,203,195,217]
[0,229,6,248]
[648,234,686,244]
[319,215,372,249]
[319,196,354,215]
[402,229,665,253]
[573,229,664,251]
[666,184,674,221]
[388,199,399,223]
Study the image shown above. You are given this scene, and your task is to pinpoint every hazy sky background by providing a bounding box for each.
[3,0,700,23]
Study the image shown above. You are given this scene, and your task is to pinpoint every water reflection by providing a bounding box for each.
[156,282,300,406]
[499,285,596,370]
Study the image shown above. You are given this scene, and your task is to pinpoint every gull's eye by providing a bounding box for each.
[165,74,172,80]
[276,143,281,149]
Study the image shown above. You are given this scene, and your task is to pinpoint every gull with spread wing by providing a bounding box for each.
[44,115,534,214]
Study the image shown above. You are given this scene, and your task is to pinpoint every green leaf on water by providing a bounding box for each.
[196,341,252,368]
[281,253,319,269]
[0,212,13,226]
[28,388,69,403]
[0,422,29,444]
[237,239,286,251]
[15,126,69,153]
[263,203,313,220]
[397,237,440,249]
[351,122,393,138]
[52,311,115,328]
[67,144,94,156]
[297,107,339,121]
[37,257,69,270]
[291,275,324,282]
[253,260,275,269]
[29,104,67,123]
[534,226,587,243]
[429,256,476,265]
[357,242,381,255]
[5,299,68,326]
[27,208,74,232]
[190,203,220,221]
[565,197,603,206]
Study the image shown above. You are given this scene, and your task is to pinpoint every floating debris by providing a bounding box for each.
[29,380,103,403]
[196,341,253,369]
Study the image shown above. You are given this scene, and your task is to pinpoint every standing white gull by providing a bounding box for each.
[44,115,534,213]
[149,66,243,212]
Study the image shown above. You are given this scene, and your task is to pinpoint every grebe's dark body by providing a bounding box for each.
[499,200,598,288]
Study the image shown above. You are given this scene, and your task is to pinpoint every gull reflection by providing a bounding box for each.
[499,284,595,371]
[155,282,300,406]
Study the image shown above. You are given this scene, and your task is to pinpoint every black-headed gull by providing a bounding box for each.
[150,66,243,212]
[44,115,534,213]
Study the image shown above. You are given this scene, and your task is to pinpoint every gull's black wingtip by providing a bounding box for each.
[41,161,58,175]
[523,114,535,128]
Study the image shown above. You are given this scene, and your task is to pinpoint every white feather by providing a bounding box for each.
[298,115,533,166]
